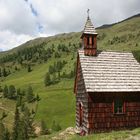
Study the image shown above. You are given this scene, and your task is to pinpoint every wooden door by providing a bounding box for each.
[79,103,83,126]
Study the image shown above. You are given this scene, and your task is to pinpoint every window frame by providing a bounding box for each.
[87,36,90,46]
[113,99,125,115]
[92,36,94,46]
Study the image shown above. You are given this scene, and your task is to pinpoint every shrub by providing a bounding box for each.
[41,120,50,135]
[132,50,140,63]
[51,121,61,132]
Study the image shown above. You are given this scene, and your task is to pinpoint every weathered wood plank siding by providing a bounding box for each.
[88,93,140,133]
[74,15,140,135]
[75,57,89,133]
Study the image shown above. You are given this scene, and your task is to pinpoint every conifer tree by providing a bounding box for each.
[44,73,51,86]
[27,65,32,72]
[41,120,49,135]
[15,66,18,71]
[49,65,54,74]
[2,68,7,77]
[26,86,34,103]
[12,107,20,140]
[55,123,62,131]
[13,105,29,140]
[23,107,35,138]
[0,121,5,139]
[52,73,57,84]
[21,103,25,112]
[3,128,10,140]
[0,85,3,92]
[19,117,28,140]
[36,94,40,101]
[8,85,16,99]
[0,68,2,77]
[58,72,61,81]
[3,85,8,98]
[0,111,7,121]
[51,120,56,131]
[0,120,10,140]
[16,88,21,96]
[16,95,22,107]
[51,120,61,132]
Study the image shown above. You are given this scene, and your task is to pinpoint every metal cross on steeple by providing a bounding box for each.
[87,9,90,19]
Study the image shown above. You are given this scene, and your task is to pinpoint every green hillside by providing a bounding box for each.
[0,15,140,139]
[0,14,140,57]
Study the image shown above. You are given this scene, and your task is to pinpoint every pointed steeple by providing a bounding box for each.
[83,17,97,35]
[81,10,98,56]
[83,9,97,35]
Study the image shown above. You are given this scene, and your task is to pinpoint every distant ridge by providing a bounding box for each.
[97,13,140,29]
[0,12,140,55]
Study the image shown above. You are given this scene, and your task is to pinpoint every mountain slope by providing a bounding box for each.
[97,13,140,29]
[0,52,76,129]
[0,14,140,135]
[0,13,140,57]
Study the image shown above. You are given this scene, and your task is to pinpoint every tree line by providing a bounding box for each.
[2,85,39,103]
[0,42,79,79]
[0,67,11,77]
[0,84,62,139]
[0,85,40,140]
[44,61,76,86]
[0,42,80,64]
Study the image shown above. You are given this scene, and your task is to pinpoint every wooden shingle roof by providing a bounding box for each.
[79,50,140,92]
[83,17,97,35]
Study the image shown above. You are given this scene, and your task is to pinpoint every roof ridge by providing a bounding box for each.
[78,50,132,54]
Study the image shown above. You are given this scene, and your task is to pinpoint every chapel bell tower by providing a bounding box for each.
[81,9,98,56]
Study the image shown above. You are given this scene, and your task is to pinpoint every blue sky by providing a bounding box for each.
[0,0,140,51]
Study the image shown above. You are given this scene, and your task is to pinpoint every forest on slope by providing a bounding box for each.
[0,14,140,139]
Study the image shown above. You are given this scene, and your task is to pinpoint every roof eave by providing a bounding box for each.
[87,91,140,94]
[81,32,98,38]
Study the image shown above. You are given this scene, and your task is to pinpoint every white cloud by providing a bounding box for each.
[29,0,87,34]
[0,30,34,51]
[0,0,37,35]
[28,0,140,33]
[0,0,140,51]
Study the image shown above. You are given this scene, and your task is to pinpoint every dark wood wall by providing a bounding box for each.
[83,34,97,56]
[74,55,140,134]
[88,92,140,133]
